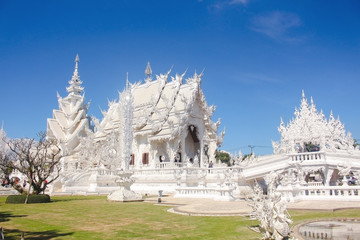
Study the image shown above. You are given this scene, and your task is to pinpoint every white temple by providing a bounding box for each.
[46,55,225,194]
[242,91,360,201]
[19,55,360,201]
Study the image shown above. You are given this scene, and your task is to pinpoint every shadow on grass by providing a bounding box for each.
[1,228,74,240]
[50,195,105,203]
[0,211,27,222]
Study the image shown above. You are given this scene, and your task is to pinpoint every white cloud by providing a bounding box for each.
[250,11,303,42]
[229,0,247,5]
[209,0,247,11]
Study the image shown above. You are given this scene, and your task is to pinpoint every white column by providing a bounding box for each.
[200,140,204,168]
[180,132,186,165]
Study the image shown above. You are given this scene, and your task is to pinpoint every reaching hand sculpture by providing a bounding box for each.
[246,172,293,240]
[337,161,351,177]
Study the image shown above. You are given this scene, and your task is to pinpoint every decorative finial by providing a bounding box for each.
[145,62,152,82]
[75,54,79,70]
[72,54,80,82]
[199,68,205,78]
[66,54,83,94]
[145,62,152,76]
[167,65,174,75]
[302,90,305,99]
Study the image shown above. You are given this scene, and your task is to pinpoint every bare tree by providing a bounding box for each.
[0,132,62,199]
[0,150,13,186]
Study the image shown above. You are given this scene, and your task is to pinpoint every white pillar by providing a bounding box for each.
[200,140,204,168]
[180,132,186,165]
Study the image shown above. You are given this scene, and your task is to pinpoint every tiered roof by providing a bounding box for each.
[47,55,91,154]
[95,63,223,144]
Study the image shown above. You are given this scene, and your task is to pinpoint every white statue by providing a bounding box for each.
[197,169,207,187]
[337,161,351,177]
[246,172,293,240]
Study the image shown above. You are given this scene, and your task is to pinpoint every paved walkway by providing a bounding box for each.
[144,195,360,216]
[287,200,360,211]
[145,196,251,216]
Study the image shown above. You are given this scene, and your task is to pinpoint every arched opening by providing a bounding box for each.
[184,125,200,166]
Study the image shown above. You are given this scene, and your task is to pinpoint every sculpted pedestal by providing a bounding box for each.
[107,170,143,202]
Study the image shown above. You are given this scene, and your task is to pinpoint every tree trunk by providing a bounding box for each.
[25,179,32,204]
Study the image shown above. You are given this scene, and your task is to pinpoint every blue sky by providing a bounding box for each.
[0,0,359,155]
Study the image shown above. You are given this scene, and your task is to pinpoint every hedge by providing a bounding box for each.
[5,194,51,204]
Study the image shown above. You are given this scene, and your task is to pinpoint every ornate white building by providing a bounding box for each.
[242,91,360,201]
[44,56,360,201]
[272,90,355,154]
[46,56,224,193]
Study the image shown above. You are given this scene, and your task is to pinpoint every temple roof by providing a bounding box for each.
[95,65,223,143]
[47,55,91,153]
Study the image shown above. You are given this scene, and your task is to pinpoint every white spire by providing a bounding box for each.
[0,121,7,151]
[72,54,80,82]
[145,62,152,82]
[126,72,130,90]
[75,54,79,68]
[66,54,84,95]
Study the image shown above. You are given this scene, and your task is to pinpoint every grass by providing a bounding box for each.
[0,196,359,240]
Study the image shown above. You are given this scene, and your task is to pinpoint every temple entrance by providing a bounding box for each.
[184,125,200,167]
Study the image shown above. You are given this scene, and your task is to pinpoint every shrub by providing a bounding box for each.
[5,194,51,204]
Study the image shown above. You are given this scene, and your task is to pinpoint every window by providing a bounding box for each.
[142,152,149,165]
[130,154,135,165]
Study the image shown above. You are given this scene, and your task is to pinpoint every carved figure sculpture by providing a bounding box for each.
[246,172,293,240]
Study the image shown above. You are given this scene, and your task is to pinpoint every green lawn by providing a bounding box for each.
[0,196,359,240]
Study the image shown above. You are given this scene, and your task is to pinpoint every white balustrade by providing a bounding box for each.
[175,163,183,167]
[288,152,324,162]
[156,162,169,169]
[279,184,360,201]
[307,182,323,187]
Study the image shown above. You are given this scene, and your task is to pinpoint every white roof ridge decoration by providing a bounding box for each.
[272,90,357,154]
[145,61,152,83]
[134,68,176,131]
[152,71,186,134]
